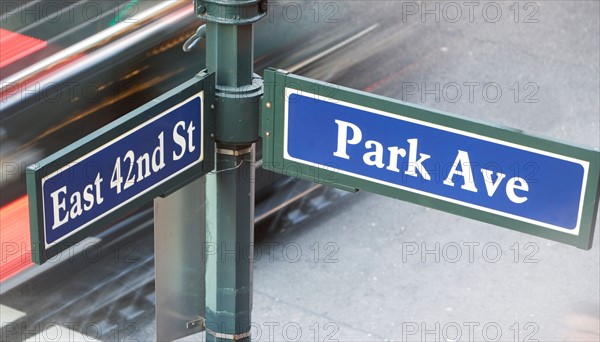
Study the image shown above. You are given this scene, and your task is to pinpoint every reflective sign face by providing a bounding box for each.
[41,95,203,248]
[261,70,600,249]
[27,74,214,263]
[284,88,587,234]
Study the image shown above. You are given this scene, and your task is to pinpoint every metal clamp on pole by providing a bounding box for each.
[214,75,263,144]
[195,0,268,25]
[216,146,254,156]
[206,328,252,340]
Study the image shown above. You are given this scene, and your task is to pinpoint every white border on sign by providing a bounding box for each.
[283,87,588,236]
[41,92,205,248]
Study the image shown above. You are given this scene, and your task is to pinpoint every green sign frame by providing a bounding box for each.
[27,72,215,263]
[261,68,600,250]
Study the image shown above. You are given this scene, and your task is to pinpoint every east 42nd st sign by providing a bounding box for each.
[27,73,214,263]
[261,69,600,250]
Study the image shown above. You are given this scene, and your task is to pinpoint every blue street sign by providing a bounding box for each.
[27,73,214,263]
[262,70,600,249]
[286,89,586,232]
[42,96,202,246]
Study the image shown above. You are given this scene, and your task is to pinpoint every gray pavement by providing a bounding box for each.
[240,1,600,341]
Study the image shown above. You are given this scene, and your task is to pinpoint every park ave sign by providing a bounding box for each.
[331,118,537,206]
[261,69,600,249]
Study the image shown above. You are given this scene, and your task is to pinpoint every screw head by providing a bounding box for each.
[265,102,272,109]
[265,131,271,138]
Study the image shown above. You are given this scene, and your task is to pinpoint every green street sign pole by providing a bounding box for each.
[195,0,265,341]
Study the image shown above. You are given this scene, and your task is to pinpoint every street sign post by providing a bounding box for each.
[262,69,600,250]
[200,0,264,337]
[27,72,215,264]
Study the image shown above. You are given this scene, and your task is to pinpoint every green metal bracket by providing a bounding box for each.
[214,75,263,144]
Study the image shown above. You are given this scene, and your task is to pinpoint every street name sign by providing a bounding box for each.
[262,69,600,249]
[27,73,215,263]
